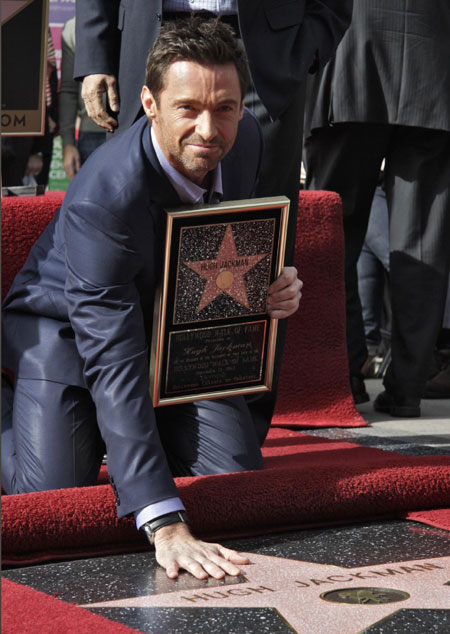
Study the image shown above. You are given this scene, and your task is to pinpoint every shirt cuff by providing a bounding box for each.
[134,497,186,530]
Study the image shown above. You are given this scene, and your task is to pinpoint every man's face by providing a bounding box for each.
[141,61,244,187]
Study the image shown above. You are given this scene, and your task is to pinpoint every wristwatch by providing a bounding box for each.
[142,511,188,544]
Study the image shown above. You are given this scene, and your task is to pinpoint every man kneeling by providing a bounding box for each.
[2,18,302,579]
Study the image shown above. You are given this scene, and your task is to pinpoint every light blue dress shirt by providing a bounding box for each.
[163,0,237,15]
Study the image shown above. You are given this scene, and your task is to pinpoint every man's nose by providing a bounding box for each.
[196,111,217,141]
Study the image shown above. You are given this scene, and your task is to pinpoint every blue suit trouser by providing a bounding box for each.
[1,376,263,496]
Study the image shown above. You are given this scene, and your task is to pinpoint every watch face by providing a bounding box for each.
[142,524,155,544]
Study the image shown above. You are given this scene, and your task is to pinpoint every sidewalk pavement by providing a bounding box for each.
[307,378,450,456]
[353,378,450,454]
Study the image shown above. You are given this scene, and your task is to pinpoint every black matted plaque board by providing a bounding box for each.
[1,0,48,135]
[150,196,289,405]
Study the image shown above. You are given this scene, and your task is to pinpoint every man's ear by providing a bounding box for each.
[239,101,244,120]
[141,86,158,120]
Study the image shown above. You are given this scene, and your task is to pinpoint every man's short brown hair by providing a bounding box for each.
[145,16,250,103]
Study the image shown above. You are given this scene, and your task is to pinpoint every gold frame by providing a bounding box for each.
[150,196,290,406]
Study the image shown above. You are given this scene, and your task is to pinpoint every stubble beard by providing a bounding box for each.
[179,134,228,182]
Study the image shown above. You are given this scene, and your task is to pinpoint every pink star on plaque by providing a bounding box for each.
[185,224,268,312]
[82,554,450,633]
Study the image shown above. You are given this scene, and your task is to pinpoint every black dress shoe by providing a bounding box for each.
[374,390,421,417]
[424,361,450,399]
[350,376,370,404]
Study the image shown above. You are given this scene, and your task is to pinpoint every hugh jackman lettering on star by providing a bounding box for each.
[149,196,289,405]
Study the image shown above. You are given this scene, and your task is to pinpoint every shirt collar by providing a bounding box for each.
[151,127,223,204]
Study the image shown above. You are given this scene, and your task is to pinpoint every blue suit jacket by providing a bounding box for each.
[2,111,263,517]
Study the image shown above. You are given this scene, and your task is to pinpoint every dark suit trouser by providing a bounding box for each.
[305,123,450,400]
[1,377,262,495]
[244,82,305,443]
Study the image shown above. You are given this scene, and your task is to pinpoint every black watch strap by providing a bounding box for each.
[142,511,188,544]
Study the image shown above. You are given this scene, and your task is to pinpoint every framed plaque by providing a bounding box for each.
[1,0,49,135]
[150,196,290,406]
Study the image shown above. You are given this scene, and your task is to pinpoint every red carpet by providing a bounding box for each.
[1,578,138,634]
[1,190,367,430]
[1,191,65,302]
[2,428,449,566]
[273,191,366,428]
[405,508,450,531]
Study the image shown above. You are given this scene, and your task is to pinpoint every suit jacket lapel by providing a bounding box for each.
[141,120,182,208]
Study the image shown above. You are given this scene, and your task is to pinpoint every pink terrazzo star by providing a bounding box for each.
[185,224,268,312]
[83,554,450,633]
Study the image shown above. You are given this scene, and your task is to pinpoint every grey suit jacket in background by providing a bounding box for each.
[305,0,450,136]
[74,0,353,129]
[2,110,263,517]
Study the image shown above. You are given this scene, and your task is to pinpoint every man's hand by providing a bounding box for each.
[63,144,81,180]
[154,522,249,579]
[81,74,119,132]
[267,266,303,319]
[25,153,43,177]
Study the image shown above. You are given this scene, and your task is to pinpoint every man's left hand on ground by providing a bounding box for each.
[267,266,303,319]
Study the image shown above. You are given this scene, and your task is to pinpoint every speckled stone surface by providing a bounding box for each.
[2,551,246,604]
[3,521,450,633]
[363,609,450,633]
[229,521,450,568]
[89,607,296,634]
[306,428,450,456]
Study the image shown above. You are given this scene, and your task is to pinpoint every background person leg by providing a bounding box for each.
[380,127,450,410]
[304,123,390,401]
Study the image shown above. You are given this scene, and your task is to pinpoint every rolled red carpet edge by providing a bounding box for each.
[3,431,450,566]
[405,508,450,531]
